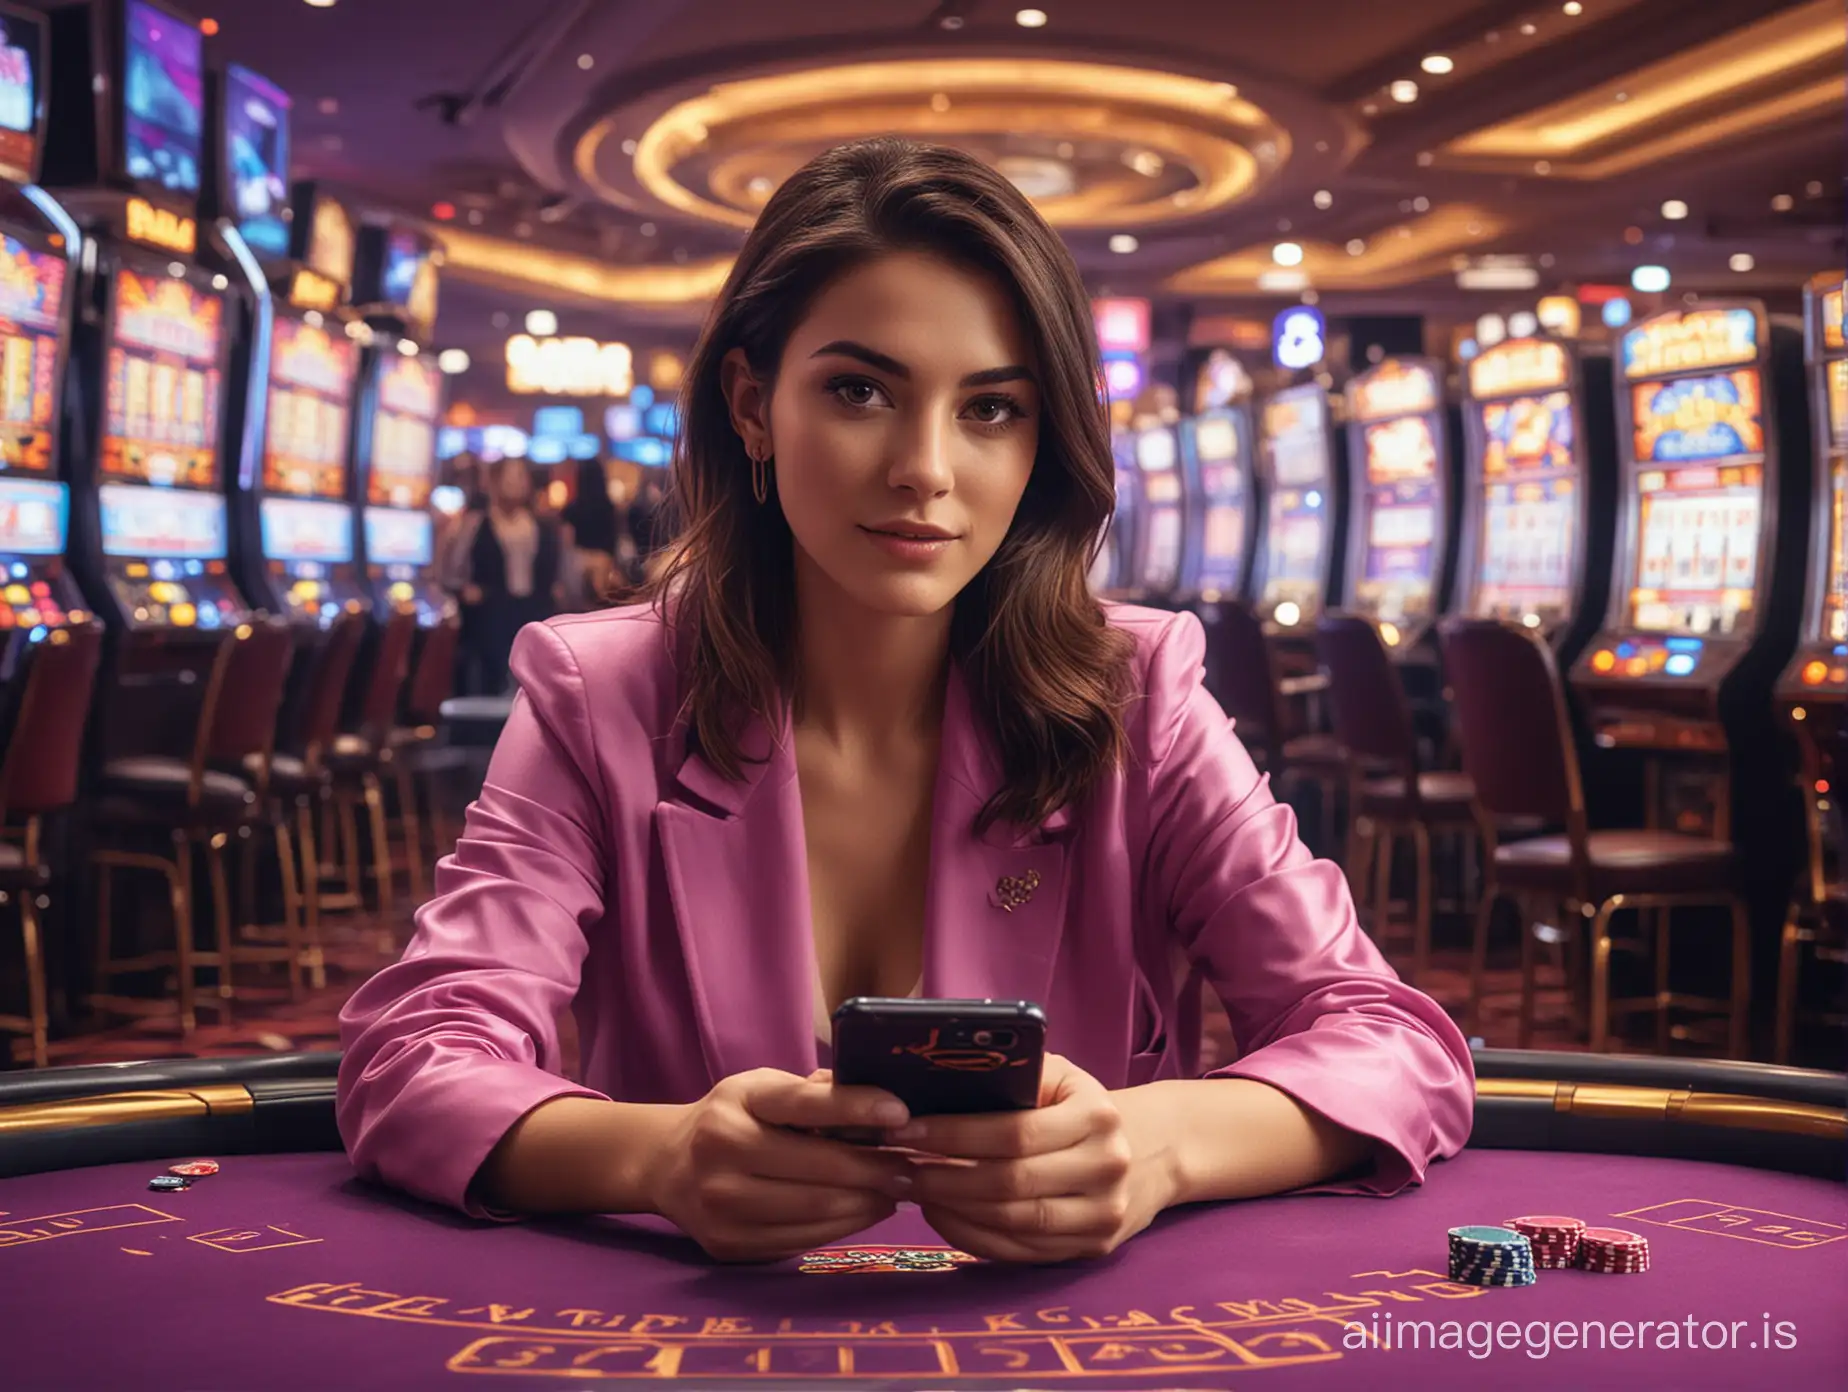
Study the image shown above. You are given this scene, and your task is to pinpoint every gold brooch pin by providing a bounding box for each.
[992,870,1041,912]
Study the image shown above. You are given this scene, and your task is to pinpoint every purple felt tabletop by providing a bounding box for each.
[1,1148,1843,1390]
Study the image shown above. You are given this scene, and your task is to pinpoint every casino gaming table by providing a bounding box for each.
[1,1049,1842,1391]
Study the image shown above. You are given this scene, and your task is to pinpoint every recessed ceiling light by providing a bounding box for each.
[1563,1,1583,14]
[1014,7,1048,26]
[1476,314,1507,347]
[1534,160,1552,175]
[1127,150,1164,177]
[640,222,656,237]
[1108,233,1139,254]
[1520,22,1537,34]
[1421,54,1454,75]
[1389,79,1419,103]
[525,310,558,336]
[1272,241,1304,267]
[1660,199,1688,220]
[317,97,337,115]
[466,210,483,225]
[1346,238,1366,256]
[1362,103,1379,116]
[620,138,637,156]
[396,339,419,357]
[1631,265,1670,293]
[577,53,594,70]
[210,272,227,289]
[438,349,471,375]
[939,14,964,28]
[304,0,336,7]
[1539,253,1556,268]
[930,92,951,113]
[1729,253,1755,272]
[1417,151,1435,167]
[1509,311,1539,337]
[1807,180,1825,197]
[1412,196,1430,212]
[1313,189,1333,210]
[1771,193,1794,211]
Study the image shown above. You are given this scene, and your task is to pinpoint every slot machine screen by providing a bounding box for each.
[1827,360,1848,454]
[1824,460,1848,644]
[102,268,223,488]
[0,6,45,185]
[366,354,439,508]
[363,505,432,566]
[1260,389,1329,611]
[0,475,65,553]
[1191,412,1246,582]
[122,1,203,195]
[1474,390,1576,617]
[0,233,66,475]
[1625,370,1765,636]
[260,496,351,563]
[305,197,356,286]
[1136,426,1182,589]
[224,65,291,261]
[99,480,226,558]
[265,315,357,499]
[1357,415,1439,616]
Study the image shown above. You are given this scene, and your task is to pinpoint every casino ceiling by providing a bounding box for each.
[109,0,1846,353]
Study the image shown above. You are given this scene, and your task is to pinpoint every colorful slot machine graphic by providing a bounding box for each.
[1258,386,1330,622]
[264,317,357,499]
[1132,424,1184,595]
[0,234,64,475]
[101,269,222,488]
[1349,359,1444,625]
[367,355,439,508]
[1186,409,1248,598]
[1467,339,1580,620]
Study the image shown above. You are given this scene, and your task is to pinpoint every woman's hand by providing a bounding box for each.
[642,1068,918,1263]
[889,1054,1180,1263]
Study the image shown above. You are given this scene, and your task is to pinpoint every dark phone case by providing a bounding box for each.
[830,998,1046,1116]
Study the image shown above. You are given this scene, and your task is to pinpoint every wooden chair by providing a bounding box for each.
[1440,617,1750,1054]
[385,615,461,897]
[1317,613,1481,984]
[0,623,104,1067]
[91,619,293,1034]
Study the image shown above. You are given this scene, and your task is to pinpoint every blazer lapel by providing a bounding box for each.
[920,666,1071,1011]
[654,709,819,1084]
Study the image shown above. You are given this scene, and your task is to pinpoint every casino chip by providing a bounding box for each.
[1448,1225,1537,1287]
[1578,1227,1650,1274]
[148,1175,191,1191]
[169,1160,220,1178]
[1506,1214,1586,1270]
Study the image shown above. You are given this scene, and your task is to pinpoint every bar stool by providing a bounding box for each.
[322,610,418,939]
[1440,617,1750,1054]
[1774,718,1846,1062]
[385,615,461,898]
[259,610,366,989]
[1209,601,1348,853]
[91,619,293,1034]
[1317,613,1481,984]
[0,623,104,1067]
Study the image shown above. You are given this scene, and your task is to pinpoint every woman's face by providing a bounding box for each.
[494,460,533,507]
[727,251,1042,620]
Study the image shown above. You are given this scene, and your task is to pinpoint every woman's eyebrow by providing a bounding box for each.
[811,340,1036,388]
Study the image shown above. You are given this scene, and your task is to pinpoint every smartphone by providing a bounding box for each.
[830,997,1047,1118]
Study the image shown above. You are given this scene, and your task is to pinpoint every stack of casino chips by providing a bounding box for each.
[1506,1214,1587,1269]
[1577,1227,1651,1274]
[1447,1225,1537,1287]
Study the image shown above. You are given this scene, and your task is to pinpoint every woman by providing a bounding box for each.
[339,139,1472,1265]
[559,456,622,607]
[443,456,562,693]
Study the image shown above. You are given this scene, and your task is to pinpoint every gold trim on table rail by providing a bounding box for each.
[0,1084,253,1137]
[1474,1078,1846,1142]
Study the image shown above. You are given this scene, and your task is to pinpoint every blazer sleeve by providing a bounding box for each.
[337,621,611,1217]
[1141,610,1474,1194]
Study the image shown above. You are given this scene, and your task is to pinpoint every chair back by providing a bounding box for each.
[204,617,295,774]
[1315,614,1418,771]
[296,610,367,768]
[1437,617,1584,829]
[403,617,461,726]
[1206,601,1281,754]
[0,622,103,818]
[358,609,419,737]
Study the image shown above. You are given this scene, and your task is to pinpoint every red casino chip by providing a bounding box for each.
[1506,1214,1587,1269]
[1577,1226,1650,1273]
[168,1160,221,1178]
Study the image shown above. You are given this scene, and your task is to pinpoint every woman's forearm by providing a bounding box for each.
[1116,1077,1375,1207]
[476,1095,684,1216]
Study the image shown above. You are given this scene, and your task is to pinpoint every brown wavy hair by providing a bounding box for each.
[643,138,1134,831]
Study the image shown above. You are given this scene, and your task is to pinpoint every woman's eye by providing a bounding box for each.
[828,377,888,409]
[966,395,1025,425]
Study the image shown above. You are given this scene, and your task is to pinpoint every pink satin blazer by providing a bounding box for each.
[338,602,1474,1216]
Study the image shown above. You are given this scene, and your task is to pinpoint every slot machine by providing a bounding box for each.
[1086,427,1139,597]
[350,222,452,626]
[43,0,248,642]
[1456,336,1616,668]
[1175,403,1257,610]
[1775,273,1847,897]
[1125,421,1186,604]
[1253,382,1344,653]
[0,2,90,676]
[1570,300,1812,966]
[219,162,368,629]
[1341,356,1457,656]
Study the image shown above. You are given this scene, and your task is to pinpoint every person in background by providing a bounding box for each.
[444,456,563,694]
[560,457,622,608]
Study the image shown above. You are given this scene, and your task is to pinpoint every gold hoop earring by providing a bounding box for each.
[751,451,772,505]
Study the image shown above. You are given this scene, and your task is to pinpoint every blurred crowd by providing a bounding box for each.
[434,456,671,695]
